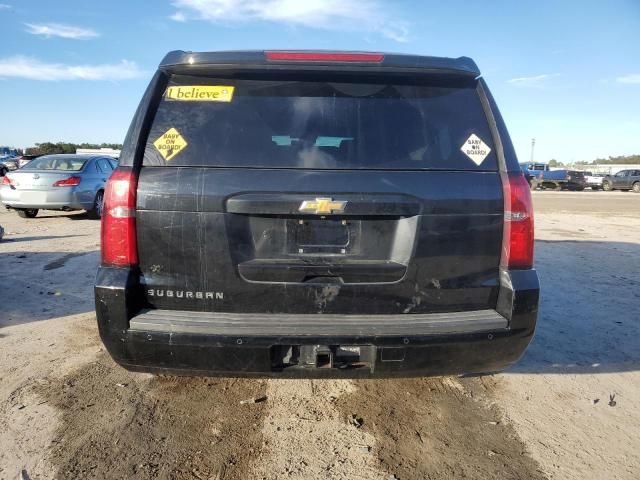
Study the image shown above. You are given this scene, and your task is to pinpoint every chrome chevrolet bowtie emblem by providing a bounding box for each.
[298,197,347,215]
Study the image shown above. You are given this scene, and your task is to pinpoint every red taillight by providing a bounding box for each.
[53,176,81,187]
[2,176,12,186]
[501,172,534,270]
[265,51,384,63]
[101,167,138,267]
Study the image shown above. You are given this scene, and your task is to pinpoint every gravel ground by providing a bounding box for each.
[0,190,638,479]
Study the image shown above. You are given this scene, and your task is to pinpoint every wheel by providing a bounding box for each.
[633,182,640,193]
[17,209,38,218]
[87,190,104,219]
[602,180,612,191]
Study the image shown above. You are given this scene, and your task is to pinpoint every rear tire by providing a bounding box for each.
[632,182,640,193]
[17,209,38,218]
[87,190,104,219]
[602,180,612,191]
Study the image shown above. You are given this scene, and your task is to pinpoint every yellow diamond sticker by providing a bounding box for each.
[165,85,234,102]
[153,127,188,162]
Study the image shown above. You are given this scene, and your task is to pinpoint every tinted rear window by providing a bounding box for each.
[143,76,497,171]
[22,156,87,171]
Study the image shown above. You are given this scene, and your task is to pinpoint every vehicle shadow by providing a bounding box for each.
[507,239,640,375]
[1,234,87,243]
[2,239,639,376]
[2,209,89,219]
[0,250,98,328]
[68,212,99,221]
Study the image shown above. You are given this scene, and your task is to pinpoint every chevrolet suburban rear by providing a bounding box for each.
[95,50,539,377]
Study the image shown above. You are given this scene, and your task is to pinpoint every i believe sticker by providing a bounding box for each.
[165,85,235,102]
[461,134,491,166]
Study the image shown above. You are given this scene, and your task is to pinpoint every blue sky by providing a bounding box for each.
[1,0,639,163]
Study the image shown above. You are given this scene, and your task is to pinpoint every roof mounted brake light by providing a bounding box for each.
[265,51,384,63]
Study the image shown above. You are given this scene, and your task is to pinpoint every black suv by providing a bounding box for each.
[95,50,539,377]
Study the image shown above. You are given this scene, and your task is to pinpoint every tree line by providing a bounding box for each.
[25,142,123,156]
[548,154,640,167]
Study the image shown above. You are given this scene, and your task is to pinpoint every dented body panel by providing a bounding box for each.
[135,167,503,315]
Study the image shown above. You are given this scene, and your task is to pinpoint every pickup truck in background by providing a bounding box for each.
[519,163,549,187]
[583,171,606,190]
[520,165,534,185]
[531,169,586,190]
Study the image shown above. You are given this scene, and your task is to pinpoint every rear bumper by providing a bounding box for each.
[0,186,92,210]
[95,267,539,378]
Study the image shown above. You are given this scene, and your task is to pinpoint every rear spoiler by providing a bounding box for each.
[159,50,481,78]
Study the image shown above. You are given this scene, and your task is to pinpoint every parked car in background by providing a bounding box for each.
[519,163,550,187]
[602,170,640,192]
[0,157,19,173]
[583,171,606,190]
[0,154,116,218]
[17,154,41,169]
[520,163,550,174]
[520,164,534,186]
[0,147,20,176]
[0,147,19,157]
[532,169,586,190]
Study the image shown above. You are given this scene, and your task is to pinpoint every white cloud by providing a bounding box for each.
[0,4,12,10]
[0,56,145,81]
[507,73,560,88]
[169,11,187,22]
[170,0,409,42]
[616,73,640,84]
[24,22,99,40]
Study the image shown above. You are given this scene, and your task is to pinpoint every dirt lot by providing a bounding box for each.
[1,190,639,479]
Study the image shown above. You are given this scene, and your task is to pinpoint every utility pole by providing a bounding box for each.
[530,138,536,164]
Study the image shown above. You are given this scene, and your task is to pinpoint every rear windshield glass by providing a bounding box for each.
[144,76,497,171]
[22,156,87,171]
